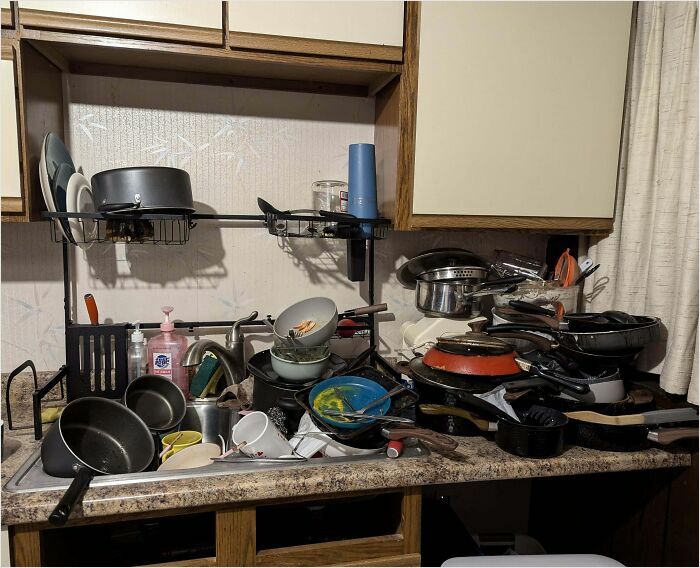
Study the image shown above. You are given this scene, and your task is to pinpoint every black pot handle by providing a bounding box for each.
[508,300,556,317]
[49,465,94,526]
[487,323,559,337]
[98,202,140,213]
[480,276,527,289]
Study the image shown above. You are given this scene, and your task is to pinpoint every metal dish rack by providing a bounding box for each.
[10,210,396,440]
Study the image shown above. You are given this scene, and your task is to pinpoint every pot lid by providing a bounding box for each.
[397,248,488,289]
[436,320,513,354]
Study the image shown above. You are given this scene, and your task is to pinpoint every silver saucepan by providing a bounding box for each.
[415,272,526,317]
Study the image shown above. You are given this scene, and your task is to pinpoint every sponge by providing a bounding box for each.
[200,366,225,398]
[189,355,221,398]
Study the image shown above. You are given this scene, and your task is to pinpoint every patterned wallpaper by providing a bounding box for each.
[1,74,547,372]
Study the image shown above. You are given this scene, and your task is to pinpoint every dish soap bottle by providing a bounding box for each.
[127,321,147,382]
[147,306,189,392]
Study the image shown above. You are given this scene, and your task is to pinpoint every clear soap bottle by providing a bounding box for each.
[127,321,147,382]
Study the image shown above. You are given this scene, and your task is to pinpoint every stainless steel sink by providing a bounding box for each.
[3,401,429,494]
[179,401,240,450]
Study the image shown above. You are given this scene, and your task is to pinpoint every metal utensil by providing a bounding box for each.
[211,455,308,463]
[323,410,414,424]
[355,384,409,414]
[333,386,357,412]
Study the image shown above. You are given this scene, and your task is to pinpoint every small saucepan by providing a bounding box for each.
[124,374,187,433]
[415,274,526,317]
[42,398,155,526]
[420,403,568,458]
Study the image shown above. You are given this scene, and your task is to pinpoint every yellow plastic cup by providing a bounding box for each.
[161,431,202,462]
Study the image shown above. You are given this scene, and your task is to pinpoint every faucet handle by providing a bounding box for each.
[227,311,259,345]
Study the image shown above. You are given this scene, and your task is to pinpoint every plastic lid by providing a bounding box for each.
[160,306,175,332]
[131,321,144,342]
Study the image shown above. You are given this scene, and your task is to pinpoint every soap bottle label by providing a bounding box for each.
[152,352,173,378]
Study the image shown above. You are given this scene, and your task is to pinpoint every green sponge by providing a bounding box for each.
[189,355,221,397]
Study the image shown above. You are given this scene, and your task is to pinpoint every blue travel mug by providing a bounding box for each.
[348,143,378,237]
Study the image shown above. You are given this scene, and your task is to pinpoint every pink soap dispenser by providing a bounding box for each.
[147,306,189,393]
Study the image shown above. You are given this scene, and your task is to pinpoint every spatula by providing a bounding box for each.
[565,407,698,426]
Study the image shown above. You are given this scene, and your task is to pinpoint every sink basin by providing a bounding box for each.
[3,401,429,493]
[179,401,240,450]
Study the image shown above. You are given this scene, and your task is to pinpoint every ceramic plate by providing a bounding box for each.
[39,134,55,212]
[44,132,75,190]
[52,163,76,242]
[308,375,390,430]
[66,172,97,249]
[157,443,221,471]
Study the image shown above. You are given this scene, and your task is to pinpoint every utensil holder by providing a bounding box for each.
[65,324,129,401]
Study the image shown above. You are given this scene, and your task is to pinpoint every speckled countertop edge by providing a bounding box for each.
[1,424,690,526]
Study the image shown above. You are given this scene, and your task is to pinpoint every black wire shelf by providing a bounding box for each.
[263,212,390,240]
[43,211,391,245]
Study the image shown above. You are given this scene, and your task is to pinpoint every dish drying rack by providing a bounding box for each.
[9,210,396,439]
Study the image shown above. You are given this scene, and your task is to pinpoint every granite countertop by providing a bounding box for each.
[0,371,692,527]
[2,419,690,527]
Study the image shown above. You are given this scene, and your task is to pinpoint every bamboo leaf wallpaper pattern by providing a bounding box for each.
[1,74,547,372]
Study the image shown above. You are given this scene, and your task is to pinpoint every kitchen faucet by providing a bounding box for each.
[182,311,258,386]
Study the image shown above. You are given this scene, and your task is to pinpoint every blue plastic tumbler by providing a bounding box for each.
[348,143,378,237]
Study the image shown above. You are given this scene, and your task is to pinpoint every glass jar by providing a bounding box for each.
[312,180,347,213]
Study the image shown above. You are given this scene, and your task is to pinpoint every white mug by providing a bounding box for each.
[232,411,293,458]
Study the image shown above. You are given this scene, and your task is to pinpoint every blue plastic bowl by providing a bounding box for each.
[309,375,390,430]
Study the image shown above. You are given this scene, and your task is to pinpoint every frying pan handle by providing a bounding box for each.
[480,276,527,288]
[49,465,94,526]
[649,427,699,444]
[381,426,459,452]
[487,323,558,338]
[342,303,388,317]
[508,300,556,317]
[488,331,557,352]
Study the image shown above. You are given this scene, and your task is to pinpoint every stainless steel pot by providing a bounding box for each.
[415,276,525,317]
[91,167,195,213]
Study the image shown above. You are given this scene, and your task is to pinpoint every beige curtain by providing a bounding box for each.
[583,1,699,404]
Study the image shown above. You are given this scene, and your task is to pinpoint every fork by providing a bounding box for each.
[333,386,356,412]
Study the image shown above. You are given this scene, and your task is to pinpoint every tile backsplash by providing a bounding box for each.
[1,74,547,372]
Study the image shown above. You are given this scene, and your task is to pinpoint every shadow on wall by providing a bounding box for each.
[84,202,228,288]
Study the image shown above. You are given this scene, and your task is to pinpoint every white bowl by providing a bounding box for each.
[270,348,330,383]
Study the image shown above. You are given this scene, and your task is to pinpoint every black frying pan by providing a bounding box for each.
[487,322,661,354]
[567,418,698,452]
[42,397,155,526]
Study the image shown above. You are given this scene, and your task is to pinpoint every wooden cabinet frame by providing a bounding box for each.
[9,487,421,567]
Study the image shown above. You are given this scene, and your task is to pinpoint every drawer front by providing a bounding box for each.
[229,1,404,47]
[19,1,223,30]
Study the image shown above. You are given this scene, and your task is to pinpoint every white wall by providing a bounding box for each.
[0,75,548,372]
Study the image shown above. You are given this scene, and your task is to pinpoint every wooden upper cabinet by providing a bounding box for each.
[382,1,632,232]
[18,1,224,45]
[228,1,404,61]
[1,43,23,215]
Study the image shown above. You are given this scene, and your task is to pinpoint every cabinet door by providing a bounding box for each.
[1,47,22,207]
[19,1,223,43]
[411,2,631,224]
[229,1,404,54]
